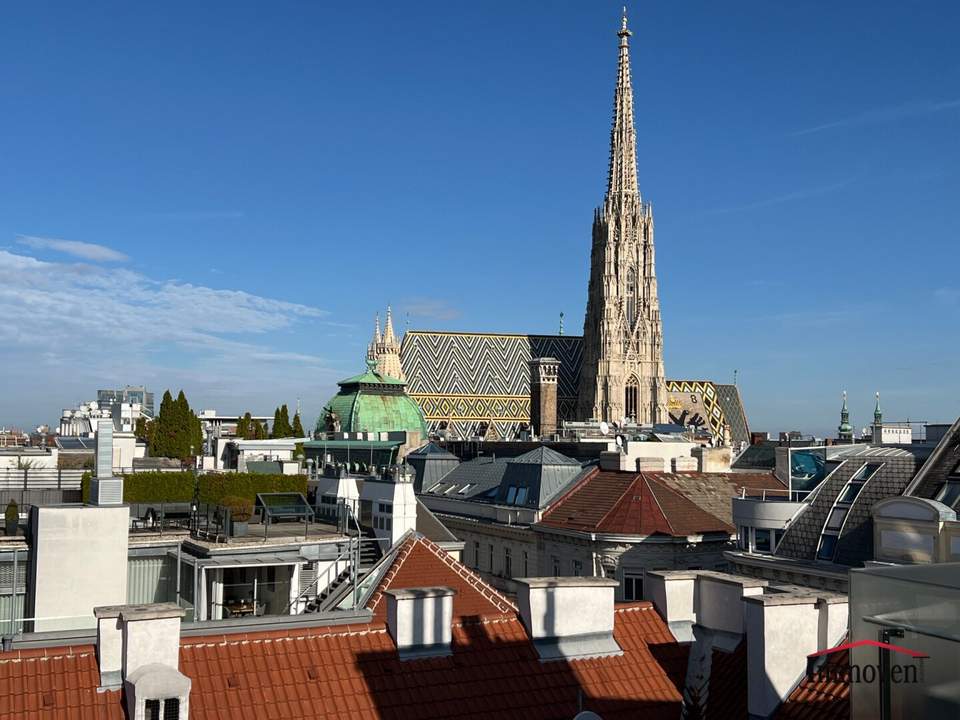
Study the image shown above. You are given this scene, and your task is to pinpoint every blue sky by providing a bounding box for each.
[1,1,958,436]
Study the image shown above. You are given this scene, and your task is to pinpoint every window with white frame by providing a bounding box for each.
[623,574,642,601]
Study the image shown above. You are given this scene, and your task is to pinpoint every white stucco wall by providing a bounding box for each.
[29,505,130,631]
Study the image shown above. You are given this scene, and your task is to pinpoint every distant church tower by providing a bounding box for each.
[367,306,405,381]
[578,10,666,424]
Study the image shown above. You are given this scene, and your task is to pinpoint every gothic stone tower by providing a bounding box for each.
[578,11,667,425]
[367,306,405,381]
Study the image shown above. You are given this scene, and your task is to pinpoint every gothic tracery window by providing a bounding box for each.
[626,267,636,328]
[625,375,639,422]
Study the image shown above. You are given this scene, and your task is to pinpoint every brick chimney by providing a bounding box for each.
[384,586,456,659]
[514,577,620,660]
[529,357,560,438]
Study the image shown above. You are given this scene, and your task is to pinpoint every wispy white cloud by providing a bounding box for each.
[17,235,129,262]
[401,298,461,322]
[791,98,960,137]
[709,179,854,214]
[0,249,343,425]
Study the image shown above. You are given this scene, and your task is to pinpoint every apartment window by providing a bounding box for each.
[825,507,848,532]
[838,481,865,504]
[738,526,749,550]
[623,574,643,601]
[488,544,494,573]
[504,547,512,578]
[457,483,475,495]
[473,541,480,569]
[935,481,960,508]
[850,462,883,482]
[515,487,529,505]
[773,529,785,550]
[572,559,583,577]
[817,534,839,561]
[754,528,772,553]
[522,550,529,576]
[145,698,180,720]
[552,556,560,577]
[505,486,517,504]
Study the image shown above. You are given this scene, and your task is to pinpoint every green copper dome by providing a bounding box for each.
[318,360,427,436]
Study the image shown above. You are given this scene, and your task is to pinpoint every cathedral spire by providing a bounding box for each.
[606,7,639,199]
[384,305,397,344]
[374,313,382,344]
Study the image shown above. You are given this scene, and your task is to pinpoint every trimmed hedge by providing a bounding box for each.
[81,471,194,504]
[198,473,307,504]
[81,471,307,505]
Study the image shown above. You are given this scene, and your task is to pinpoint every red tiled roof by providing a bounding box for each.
[537,470,733,536]
[180,603,684,720]
[367,535,516,622]
[0,645,125,719]
[1,536,689,720]
[645,471,786,526]
[773,648,849,720]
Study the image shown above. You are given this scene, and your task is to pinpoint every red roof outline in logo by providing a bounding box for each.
[809,639,929,659]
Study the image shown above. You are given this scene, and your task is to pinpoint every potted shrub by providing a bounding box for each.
[222,496,253,537]
[5,500,18,536]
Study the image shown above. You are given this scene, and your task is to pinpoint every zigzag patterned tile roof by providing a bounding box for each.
[400,330,750,443]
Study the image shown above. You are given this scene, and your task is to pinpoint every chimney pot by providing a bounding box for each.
[384,587,456,659]
[514,577,620,660]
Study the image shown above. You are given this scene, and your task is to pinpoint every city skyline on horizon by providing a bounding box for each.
[2,1,958,436]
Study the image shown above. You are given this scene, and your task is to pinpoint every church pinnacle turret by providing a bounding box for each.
[367,306,405,381]
[578,9,666,425]
[838,391,853,441]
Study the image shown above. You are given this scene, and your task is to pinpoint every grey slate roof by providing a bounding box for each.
[715,384,750,445]
[507,446,580,466]
[406,442,461,493]
[775,446,925,567]
[420,456,512,500]
[408,443,458,458]
[493,447,585,508]
[732,441,777,470]
[419,446,593,510]
[906,416,960,506]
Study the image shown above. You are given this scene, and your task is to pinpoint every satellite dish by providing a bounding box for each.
[599,421,609,436]
[615,435,623,447]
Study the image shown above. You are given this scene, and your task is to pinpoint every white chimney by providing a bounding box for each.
[514,577,620,660]
[743,592,847,718]
[384,587,456,659]
[90,419,123,506]
[94,603,191,720]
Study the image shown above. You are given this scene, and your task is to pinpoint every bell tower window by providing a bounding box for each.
[626,268,636,328]
[625,376,639,421]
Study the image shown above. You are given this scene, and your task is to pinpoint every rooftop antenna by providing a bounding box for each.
[559,311,564,336]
